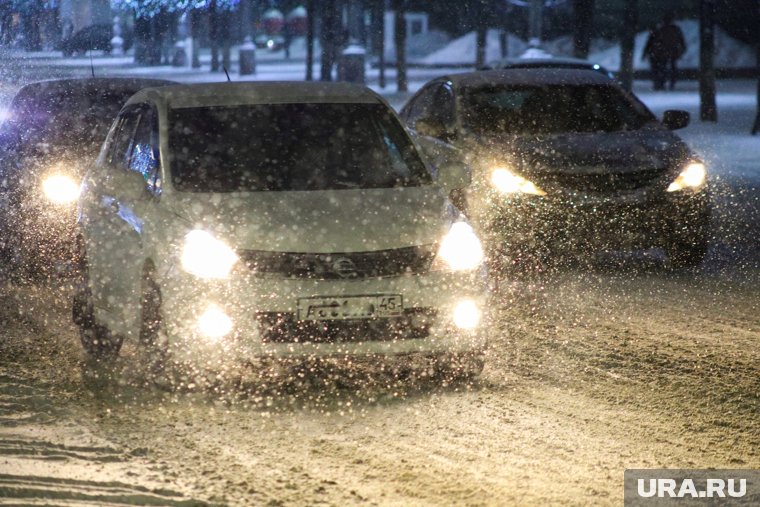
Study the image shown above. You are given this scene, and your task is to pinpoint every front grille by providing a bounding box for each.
[537,167,665,193]
[239,246,436,280]
[256,308,437,343]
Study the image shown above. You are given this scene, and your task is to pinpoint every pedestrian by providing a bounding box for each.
[643,13,686,91]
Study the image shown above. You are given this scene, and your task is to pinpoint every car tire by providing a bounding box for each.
[139,269,170,373]
[666,236,709,269]
[72,245,123,361]
[73,280,123,361]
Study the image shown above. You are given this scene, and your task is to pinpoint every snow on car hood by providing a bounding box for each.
[468,128,691,175]
[169,186,452,253]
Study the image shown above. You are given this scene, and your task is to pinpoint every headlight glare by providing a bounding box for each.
[453,299,481,329]
[196,303,233,340]
[181,230,238,279]
[490,167,546,196]
[433,221,484,271]
[42,174,80,204]
[667,162,706,192]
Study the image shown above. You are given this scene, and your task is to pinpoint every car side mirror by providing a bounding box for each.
[663,110,690,130]
[437,162,471,192]
[102,169,148,201]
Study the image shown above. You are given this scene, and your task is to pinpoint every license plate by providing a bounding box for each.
[297,295,403,321]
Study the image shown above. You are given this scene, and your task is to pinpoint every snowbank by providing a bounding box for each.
[419,29,528,66]
[417,20,753,70]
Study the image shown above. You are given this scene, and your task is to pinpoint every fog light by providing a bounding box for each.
[453,299,481,330]
[197,304,233,340]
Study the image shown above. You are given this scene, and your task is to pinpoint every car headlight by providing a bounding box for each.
[667,162,707,192]
[181,230,239,279]
[42,173,80,204]
[432,221,484,271]
[490,167,546,196]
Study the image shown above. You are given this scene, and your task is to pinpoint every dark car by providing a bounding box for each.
[0,77,176,276]
[400,69,710,269]
[59,23,134,57]
[482,56,616,80]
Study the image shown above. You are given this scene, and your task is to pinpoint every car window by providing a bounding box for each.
[402,87,434,124]
[108,109,141,170]
[128,107,161,196]
[168,102,431,192]
[430,83,455,127]
[107,106,161,195]
[462,84,656,135]
[7,84,136,155]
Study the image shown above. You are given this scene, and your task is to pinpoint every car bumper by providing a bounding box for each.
[157,268,490,366]
[475,188,710,253]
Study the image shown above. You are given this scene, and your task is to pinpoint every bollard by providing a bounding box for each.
[239,36,256,75]
[337,44,366,84]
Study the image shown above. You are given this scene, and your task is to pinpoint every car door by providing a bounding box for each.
[84,104,159,335]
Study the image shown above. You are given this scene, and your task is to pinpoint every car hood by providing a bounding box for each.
[466,128,691,175]
[168,186,453,253]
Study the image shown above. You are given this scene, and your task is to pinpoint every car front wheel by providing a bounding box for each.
[73,274,123,360]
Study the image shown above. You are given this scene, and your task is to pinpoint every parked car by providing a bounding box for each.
[0,78,176,275]
[73,82,488,377]
[400,69,710,269]
[59,23,134,57]
[482,56,616,80]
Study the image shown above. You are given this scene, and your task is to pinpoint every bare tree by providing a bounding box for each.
[306,0,315,81]
[475,18,487,68]
[619,0,637,91]
[753,2,760,134]
[394,0,407,92]
[699,0,718,122]
[320,0,341,81]
[371,0,386,89]
[572,0,595,59]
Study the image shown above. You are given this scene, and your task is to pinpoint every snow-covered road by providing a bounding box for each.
[0,60,759,505]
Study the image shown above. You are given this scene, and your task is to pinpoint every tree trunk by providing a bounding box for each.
[618,0,637,91]
[306,0,315,81]
[753,4,760,134]
[394,0,407,92]
[475,22,487,68]
[372,0,386,88]
[572,0,594,58]
[320,0,339,81]
[190,10,201,68]
[699,0,717,122]
[210,0,219,72]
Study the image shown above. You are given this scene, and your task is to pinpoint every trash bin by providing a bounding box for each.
[338,44,366,84]
[239,36,256,75]
[172,40,187,67]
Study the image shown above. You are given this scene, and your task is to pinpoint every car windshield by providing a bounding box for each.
[3,85,135,154]
[462,84,656,135]
[169,102,431,192]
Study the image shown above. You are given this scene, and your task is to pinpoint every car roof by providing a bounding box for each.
[17,77,177,98]
[497,56,602,68]
[127,81,386,109]
[438,68,616,89]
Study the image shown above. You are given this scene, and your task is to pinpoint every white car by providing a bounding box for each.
[73,82,488,377]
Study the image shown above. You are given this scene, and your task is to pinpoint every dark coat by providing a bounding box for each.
[643,23,686,62]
